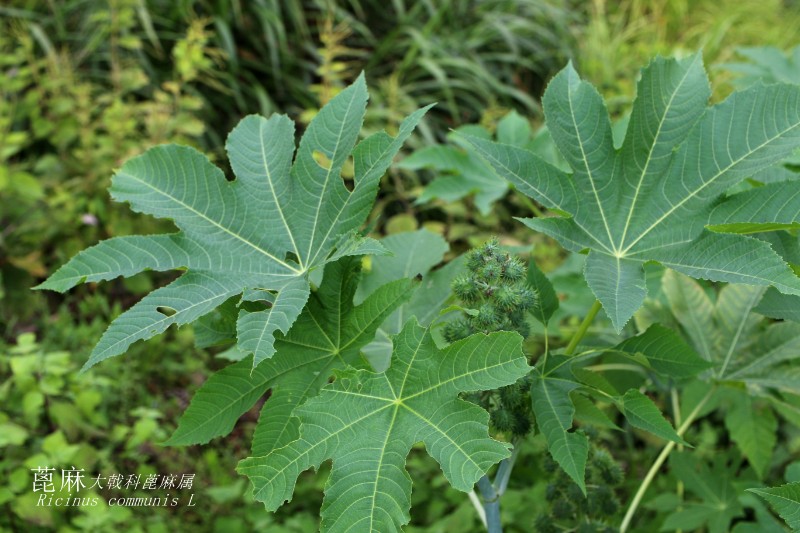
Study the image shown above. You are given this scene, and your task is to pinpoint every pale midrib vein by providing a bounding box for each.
[126,174,301,274]
[368,405,400,532]
[340,293,409,352]
[727,338,800,379]
[566,82,617,253]
[619,58,698,248]
[718,290,763,378]
[307,93,359,266]
[481,148,613,255]
[401,403,481,472]
[246,402,394,483]
[307,134,392,268]
[396,333,426,399]
[621,120,800,255]
[402,357,519,402]
[259,119,302,268]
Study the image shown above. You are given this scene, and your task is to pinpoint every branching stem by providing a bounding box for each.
[565,300,602,356]
[619,387,715,532]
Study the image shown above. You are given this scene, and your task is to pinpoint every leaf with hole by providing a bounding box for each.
[36,75,431,370]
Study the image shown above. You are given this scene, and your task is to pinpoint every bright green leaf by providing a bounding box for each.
[531,368,589,493]
[36,76,431,369]
[238,320,528,532]
[164,257,413,449]
[463,54,800,331]
[620,389,686,445]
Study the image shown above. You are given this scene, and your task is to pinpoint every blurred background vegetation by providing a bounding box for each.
[2,0,800,531]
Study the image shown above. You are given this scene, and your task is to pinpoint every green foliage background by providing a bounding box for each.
[3,0,800,531]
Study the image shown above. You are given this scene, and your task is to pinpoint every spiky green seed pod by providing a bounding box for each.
[481,238,500,258]
[466,249,484,271]
[519,288,537,310]
[480,261,502,281]
[502,257,525,281]
[511,412,532,436]
[452,275,480,303]
[475,303,497,328]
[499,382,525,410]
[566,482,586,502]
[490,407,515,433]
[593,449,623,486]
[494,285,522,310]
[552,499,575,520]
[443,318,473,343]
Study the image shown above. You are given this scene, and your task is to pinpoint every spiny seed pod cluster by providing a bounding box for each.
[535,443,623,532]
[445,238,536,342]
[448,239,535,437]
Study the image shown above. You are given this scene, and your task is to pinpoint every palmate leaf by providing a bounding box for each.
[164,256,412,451]
[464,53,800,331]
[238,320,528,532]
[36,75,432,369]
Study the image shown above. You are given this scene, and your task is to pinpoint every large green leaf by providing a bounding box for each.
[464,54,800,331]
[238,320,528,532]
[748,482,800,531]
[164,257,412,451]
[36,76,431,369]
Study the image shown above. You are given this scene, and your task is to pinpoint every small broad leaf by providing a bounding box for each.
[531,366,589,493]
[747,482,800,531]
[238,320,528,532]
[613,324,712,379]
[463,54,800,332]
[725,394,777,479]
[401,113,537,215]
[756,288,800,323]
[572,394,620,430]
[526,257,559,325]
[619,389,687,445]
[164,257,413,449]
[36,76,431,369]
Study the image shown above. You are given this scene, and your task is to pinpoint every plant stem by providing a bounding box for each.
[477,475,502,533]
[670,387,685,533]
[564,300,602,356]
[619,387,715,533]
[468,490,488,527]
